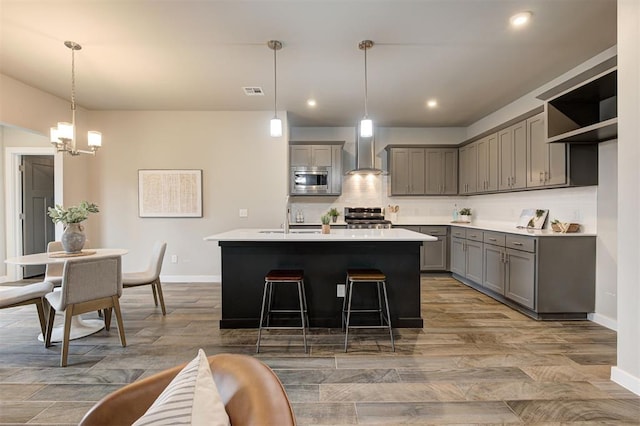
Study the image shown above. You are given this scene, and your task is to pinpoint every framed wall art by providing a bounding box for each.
[138,169,203,217]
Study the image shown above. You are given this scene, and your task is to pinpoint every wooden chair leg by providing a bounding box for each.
[151,284,159,306]
[155,279,167,316]
[61,306,74,367]
[45,305,56,348]
[104,308,112,331]
[112,296,127,347]
[35,299,47,337]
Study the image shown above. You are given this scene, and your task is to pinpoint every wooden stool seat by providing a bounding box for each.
[347,269,386,281]
[343,268,394,352]
[265,269,304,281]
[257,269,308,353]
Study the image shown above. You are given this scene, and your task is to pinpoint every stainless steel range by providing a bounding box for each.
[344,207,393,229]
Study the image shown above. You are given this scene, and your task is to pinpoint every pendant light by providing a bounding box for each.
[359,40,374,138]
[268,40,283,137]
[50,41,102,156]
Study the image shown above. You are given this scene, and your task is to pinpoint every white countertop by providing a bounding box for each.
[204,228,437,242]
[392,219,595,237]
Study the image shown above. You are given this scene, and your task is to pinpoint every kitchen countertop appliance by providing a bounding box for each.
[344,207,392,229]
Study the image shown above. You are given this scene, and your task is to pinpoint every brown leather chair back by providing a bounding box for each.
[79,353,296,426]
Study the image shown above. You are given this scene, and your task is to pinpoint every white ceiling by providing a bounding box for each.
[0,0,617,128]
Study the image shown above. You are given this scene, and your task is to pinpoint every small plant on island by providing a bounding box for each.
[459,207,472,216]
[48,201,99,226]
[320,214,331,225]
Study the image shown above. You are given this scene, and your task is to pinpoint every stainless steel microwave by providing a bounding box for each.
[290,166,331,195]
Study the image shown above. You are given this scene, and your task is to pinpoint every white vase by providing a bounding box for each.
[459,215,471,223]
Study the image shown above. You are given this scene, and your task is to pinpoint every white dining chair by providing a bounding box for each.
[45,255,126,367]
[122,241,167,315]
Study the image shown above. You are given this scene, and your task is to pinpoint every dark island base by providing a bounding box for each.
[219,241,424,329]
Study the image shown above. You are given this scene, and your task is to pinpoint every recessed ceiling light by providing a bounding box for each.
[307,99,317,107]
[510,11,532,28]
[427,99,438,108]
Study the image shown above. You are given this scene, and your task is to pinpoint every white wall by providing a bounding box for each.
[613,0,640,395]
[595,140,618,326]
[89,110,288,281]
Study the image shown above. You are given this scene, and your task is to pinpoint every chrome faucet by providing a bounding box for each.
[283,196,290,234]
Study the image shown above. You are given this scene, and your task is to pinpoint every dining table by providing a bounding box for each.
[4,248,128,342]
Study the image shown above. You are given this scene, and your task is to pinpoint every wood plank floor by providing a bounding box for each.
[0,275,638,425]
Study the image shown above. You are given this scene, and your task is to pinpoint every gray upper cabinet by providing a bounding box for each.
[389,147,426,195]
[498,120,527,191]
[290,145,332,167]
[476,133,499,193]
[425,148,458,195]
[526,113,566,188]
[388,146,458,196]
[459,143,477,194]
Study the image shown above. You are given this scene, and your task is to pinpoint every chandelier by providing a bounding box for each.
[50,41,102,156]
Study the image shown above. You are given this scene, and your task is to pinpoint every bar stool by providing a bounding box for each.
[342,268,395,352]
[256,269,308,353]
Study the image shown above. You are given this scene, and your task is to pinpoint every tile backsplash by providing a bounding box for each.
[290,175,597,232]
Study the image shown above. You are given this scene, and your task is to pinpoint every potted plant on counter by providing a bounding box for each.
[48,201,99,253]
[458,208,472,223]
[328,208,340,223]
[320,214,331,234]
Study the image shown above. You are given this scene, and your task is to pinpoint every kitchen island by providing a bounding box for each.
[205,228,436,329]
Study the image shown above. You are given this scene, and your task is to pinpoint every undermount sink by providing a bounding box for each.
[258,230,320,234]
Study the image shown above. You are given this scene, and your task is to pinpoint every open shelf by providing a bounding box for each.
[546,68,617,144]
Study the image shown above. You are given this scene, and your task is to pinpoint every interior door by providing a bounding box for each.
[22,155,55,277]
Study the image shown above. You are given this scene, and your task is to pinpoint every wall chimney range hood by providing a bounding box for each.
[347,125,386,175]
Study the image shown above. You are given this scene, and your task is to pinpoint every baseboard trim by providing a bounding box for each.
[588,312,618,331]
[611,367,640,396]
[160,275,220,283]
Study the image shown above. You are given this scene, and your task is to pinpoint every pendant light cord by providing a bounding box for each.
[363,45,368,118]
[273,45,277,118]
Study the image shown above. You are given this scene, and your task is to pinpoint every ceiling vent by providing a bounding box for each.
[243,87,264,96]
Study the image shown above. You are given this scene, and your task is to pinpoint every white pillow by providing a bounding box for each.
[132,349,230,426]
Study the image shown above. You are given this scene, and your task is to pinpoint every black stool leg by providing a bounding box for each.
[344,280,354,352]
[382,281,395,351]
[256,279,270,353]
[297,280,307,353]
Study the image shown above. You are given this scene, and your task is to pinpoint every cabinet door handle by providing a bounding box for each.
[539,171,544,183]
[500,251,505,263]
[470,234,477,238]
[513,242,523,246]
[489,238,497,241]
[545,171,549,182]
[512,176,516,186]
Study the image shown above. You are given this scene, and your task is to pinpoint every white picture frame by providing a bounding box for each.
[138,169,203,218]
[516,208,549,229]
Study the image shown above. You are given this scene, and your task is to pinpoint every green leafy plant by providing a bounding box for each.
[48,201,99,225]
[459,207,472,216]
[328,208,340,218]
[320,214,331,225]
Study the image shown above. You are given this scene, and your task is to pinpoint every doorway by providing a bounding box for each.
[4,147,62,282]
[21,155,55,277]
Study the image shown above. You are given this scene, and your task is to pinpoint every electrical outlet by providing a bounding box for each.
[171,254,178,263]
[336,284,345,297]
[239,209,248,218]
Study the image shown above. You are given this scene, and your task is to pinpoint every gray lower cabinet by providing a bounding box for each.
[452,226,595,319]
[398,225,448,271]
[505,248,536,310]
[420,226,448,270]
[482,243,505,294]
[450,227,483,281]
